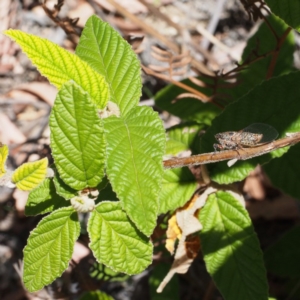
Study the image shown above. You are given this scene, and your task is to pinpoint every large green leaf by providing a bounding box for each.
[155,77,221,124]
[264,226,300,278]
[4,29,109,108]
[23,207,80,292]
[104,106,165,236]
[159,168,197,214]
[76,15,142,116]
[265,0,300,31]
[88,202,153,274]
[50,81,106,190]
[200,71,300,184]
[226,14,295,101]
[200,191,268,300]
[264,143,300,198]
[241,15,294,79]
[25,178,69,216]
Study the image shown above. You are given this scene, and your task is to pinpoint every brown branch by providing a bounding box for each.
[163,133,300,169]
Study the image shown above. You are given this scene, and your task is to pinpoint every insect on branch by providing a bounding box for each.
[163,132,300,169]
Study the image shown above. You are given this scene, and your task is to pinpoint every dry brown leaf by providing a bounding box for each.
[159,185,245,293]
[0,113,26,144]
[68,1,95,27]
[158,186,218,293]
[95,0,148,14]
[15,82,57,106]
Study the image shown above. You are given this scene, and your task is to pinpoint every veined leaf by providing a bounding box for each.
[0,144,9,176]
[104,106,165,236]
[23,207,80,292]
[88,202,153,274]
[50,82,106,190]
[201,72,300,184]
[159,168,197,214]
[200,191,268,300]
[265,0,300,31]
[4,29,109,108]
[76,15,142,116]
[12,158,48,191]
[25,178,69,216]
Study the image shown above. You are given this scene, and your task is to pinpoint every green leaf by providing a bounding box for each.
[200,71,300,184]
[76,15,142,116]
[264,143,300,198]
[149,263,179,300]
[12,158,48,191]
[159,168,196,214]
[264,144,300,199]
[23,207,80,292]
[222,14,295,102]
[155,77,220,124]
[80,291,114,300]
[88,201,153,274]
[4,29,109,108]
[265,0,300,31]
[0,144,9,176]
[104,106,165,236]
[53,170,78,200]
[166,122,205,155]
[199,191,268,300]
[50,81,106,190]
[25,178,69,216]
[264,226,300,278]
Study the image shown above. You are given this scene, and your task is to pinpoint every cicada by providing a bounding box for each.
[214,123,278,151]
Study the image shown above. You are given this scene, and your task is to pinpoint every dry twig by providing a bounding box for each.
[163,133,300,169]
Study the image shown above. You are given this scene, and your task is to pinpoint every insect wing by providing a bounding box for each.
[242,123,278,144]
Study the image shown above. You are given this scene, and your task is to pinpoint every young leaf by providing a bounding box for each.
[88,202,153,274]
[50,82,106,190]
[199,191,268,300]
[159,168,197,214]
[0,143,8,176]
[12,157,48,191]
[201,71,300,184]
[4,29,109,108]
[104,106,165,236]
[25,178,69,216]
[265,0,300,31]
[264,143,300,199]
[76,15,142,116]
[23,207,80,292]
